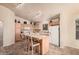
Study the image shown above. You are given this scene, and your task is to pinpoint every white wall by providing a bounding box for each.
[38,4,79,49]
[61,4,79,48]
[50,4,79,49]
[0,21,3,46]
[0,5,15,47]
[0,21,3,40]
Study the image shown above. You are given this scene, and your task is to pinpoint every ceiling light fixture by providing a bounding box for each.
[16,3,24,8]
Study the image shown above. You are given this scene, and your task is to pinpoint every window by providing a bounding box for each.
[76,19,79,40]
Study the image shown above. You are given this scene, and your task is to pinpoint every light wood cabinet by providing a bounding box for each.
[22,24,32,30]
[49,18,59,26]
[40,36,49,55]
[15,23,22,42]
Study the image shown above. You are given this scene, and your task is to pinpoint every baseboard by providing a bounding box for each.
[49,43,60,47]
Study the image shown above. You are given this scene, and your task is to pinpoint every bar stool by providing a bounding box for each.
[30,37,40,55]
[25,36,31,54]
[25,36,40,55]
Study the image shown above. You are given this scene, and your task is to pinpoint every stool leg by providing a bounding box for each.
[27,37,30,54]
[27,37,29,54]
[31,46,33,55]
[38,45,40,55]
[31,37,34,55]
[28,37,31,54]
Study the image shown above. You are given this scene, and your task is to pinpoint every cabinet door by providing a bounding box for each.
[15,23,21,41]
[49,18,59,26]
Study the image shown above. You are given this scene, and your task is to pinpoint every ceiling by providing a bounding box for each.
[0,3,74,22]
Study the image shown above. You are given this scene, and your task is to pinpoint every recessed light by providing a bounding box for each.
[16,3,24,8]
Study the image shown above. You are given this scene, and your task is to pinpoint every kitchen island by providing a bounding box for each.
[24,33,49,55]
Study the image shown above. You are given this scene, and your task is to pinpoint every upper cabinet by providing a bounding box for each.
[15,20,22,42]
[49,18,59,26]
[49,14,60,26]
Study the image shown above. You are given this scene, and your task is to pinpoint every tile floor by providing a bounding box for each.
[0,39,79,55]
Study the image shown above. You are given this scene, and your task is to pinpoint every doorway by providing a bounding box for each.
[49,14,60,47]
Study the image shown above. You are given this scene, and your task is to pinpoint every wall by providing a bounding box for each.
[0,5,15,47]
[61,4,79,48]
[52,4,79,49]
[0,21,3,46]
[38,4,79,49]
